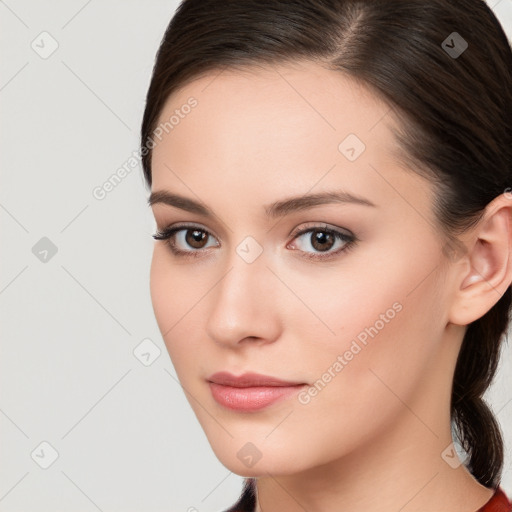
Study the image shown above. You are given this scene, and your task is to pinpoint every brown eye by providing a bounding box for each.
[310,230,335,252]
[152,224,219,256]
[289,224,355,260]
[185,229,209,249]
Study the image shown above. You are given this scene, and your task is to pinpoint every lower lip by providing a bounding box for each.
[208,382,306,411]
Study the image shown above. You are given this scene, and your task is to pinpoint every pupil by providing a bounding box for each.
[186,229,207,248]
[313,230,333,251]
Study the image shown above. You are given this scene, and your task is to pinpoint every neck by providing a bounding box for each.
[254,432,493,511]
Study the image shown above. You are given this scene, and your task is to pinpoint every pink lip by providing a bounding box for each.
[207,372,307,411]
[207,371,305,387]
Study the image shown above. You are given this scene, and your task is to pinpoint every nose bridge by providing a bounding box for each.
[220,232,270,299]
[205,237,280,346]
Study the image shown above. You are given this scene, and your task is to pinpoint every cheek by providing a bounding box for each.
[285,235,442,346]
[149,246,205,327]
[279,246,445,413]
[238,276,443,472]
[149,248,190,356]
[149,247,176,335]
[149,247,211,374]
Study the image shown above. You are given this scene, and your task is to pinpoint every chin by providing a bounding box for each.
[205,434,314,477]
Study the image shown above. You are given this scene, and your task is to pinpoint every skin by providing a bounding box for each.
[148,60,512,511]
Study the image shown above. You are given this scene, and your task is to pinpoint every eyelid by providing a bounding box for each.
[154,222,219,242]
[288,221,353,240]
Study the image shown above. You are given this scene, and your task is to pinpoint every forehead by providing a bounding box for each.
[149,60,427,221]
[154,61,395,164]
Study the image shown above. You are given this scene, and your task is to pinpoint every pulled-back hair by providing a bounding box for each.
[141,0,512,488]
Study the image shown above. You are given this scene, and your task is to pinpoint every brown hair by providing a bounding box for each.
[141,0,512,488]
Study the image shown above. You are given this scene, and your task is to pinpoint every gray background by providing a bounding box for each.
[1,1,511,510]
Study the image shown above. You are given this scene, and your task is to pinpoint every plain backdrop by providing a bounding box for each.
[1,1,511,511]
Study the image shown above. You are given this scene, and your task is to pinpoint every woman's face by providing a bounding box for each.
[149,60,455,476]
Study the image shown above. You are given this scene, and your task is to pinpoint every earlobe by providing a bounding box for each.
[448,193,512,326]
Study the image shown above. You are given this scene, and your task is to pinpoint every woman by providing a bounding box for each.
[141,1,512,510]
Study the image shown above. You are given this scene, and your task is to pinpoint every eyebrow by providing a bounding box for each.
[148,189,377,219]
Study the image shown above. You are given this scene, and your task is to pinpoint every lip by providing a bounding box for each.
[207,371,305,387]
[207,372,307,412]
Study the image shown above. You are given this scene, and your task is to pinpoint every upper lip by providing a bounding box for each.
[207,371,306,388]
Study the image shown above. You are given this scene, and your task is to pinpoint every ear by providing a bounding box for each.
[448,192,512,326]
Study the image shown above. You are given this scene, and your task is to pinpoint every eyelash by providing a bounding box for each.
[152,222,357,261]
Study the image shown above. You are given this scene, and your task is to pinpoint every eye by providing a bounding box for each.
[152,224,219,257]
[152,222,357,261]
[287,224,356,260]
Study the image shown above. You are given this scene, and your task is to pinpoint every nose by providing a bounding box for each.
[205,246,282,348]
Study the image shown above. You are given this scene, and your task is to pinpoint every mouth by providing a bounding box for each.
[207,371,308,412]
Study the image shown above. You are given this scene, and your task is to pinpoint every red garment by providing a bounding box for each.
[479,488,512,512]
